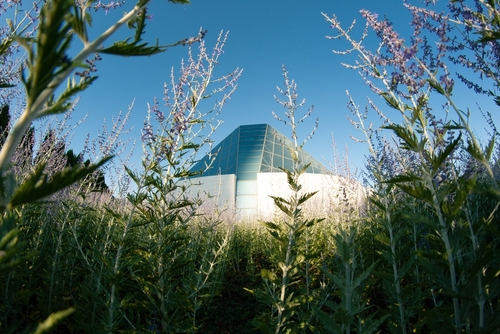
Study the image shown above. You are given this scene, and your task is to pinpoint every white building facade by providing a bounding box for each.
[186,124,365,220]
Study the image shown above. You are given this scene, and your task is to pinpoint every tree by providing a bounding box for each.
[0,105,10,148]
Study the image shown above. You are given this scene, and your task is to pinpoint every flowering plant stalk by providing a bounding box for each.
[103,31,241,332]
[248,65,324,333]
[345,93,414,334]
[0,0,205,331]
[324,1,500,331]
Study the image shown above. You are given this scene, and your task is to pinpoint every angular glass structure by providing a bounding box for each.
[190,124,331,180]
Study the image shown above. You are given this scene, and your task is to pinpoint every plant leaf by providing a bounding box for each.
[8,156,112,209]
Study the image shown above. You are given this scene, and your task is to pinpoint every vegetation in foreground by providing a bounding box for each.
[1,0,500,333]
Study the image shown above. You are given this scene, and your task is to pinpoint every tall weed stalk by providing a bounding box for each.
[324,1,500,331]
[0,0,218,331]
[248,65,324,333]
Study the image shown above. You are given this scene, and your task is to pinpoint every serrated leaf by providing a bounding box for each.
[374,234,390,247]
[0,82,15,88]
[384,173,424,184]
[260,268,277,283]
[101,8,166,57]
[33,307,75,334]
[22,0,75,104]
[397,183,433,204]
[431,133,461,175]
[314,307,342,333]
[466,140,485,163]
[352,261,378,290]
[368,197,387,211]
[359,314,389,334]
[67,3,88,42]
[286,171,301,192]
[428,78,446,95]
[261,221,281,232]
[100,40,166,56]
[298,162,311,175]
[9,156,112,209]
[381,93,402,110]
[383,124,421,152]
[297,191,317,206]
[485,135,495,161]
[39,76,97,117]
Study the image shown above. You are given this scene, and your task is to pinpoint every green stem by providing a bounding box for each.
[276,215,295,334]
[420,150,461,332]
[0,2,148,173]
[388,219,407,334]
[345,248,351,334]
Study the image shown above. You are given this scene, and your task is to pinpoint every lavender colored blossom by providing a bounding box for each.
[446,0,500,102]
[141,30,242,165]
[324,1,458,101]
[90,0,125,14]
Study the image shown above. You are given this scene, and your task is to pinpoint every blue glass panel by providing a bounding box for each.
[240,136,264,143]
[189,123,331,178]
[284,158,293,171]
[238,150,261,159]
[238,163,259,172]
[218,149,229,160]
[274,143,283,156]
[284,147,292,159]
[241,124,266,132]
[239,143,263,151]
[237,157,261,166]
[239,149,260,155]
[227,160,236,174]
[262,152,272,166]
[219,158,228,171]
[238,172,257,180]
[273,156,283,169]
[265,141,273,152]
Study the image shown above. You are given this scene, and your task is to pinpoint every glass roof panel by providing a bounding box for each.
[189,124,331,179]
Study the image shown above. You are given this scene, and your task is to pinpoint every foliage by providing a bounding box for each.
[0,0,209,332]
[1,0,500,333]
[324,0,500,332]
[246,66,326,334]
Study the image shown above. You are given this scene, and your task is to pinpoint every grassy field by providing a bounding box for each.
[1,0,500,332]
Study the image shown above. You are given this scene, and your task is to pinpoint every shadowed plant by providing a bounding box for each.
[247,65,324,333]
[0,0,210,332]
[324,1,500,332]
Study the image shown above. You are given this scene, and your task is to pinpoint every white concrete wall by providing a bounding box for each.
[256,173,366,219]
[184,172,366,221]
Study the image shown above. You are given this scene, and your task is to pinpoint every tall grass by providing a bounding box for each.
[1,0,500,333]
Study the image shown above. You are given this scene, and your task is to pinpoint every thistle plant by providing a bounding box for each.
[324,1,500,331]
[248,65,324,333]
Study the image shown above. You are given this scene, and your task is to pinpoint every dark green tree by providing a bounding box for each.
[65,149,109,193]
[0,105,10,148]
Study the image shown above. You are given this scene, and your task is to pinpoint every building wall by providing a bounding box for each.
[256,173,366,219]
[185,172,366,221]
[184,174,237,217]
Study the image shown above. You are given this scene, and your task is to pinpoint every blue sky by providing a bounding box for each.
[60,0,498,176]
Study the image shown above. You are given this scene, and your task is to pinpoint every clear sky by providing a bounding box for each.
[55,0,498,177]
